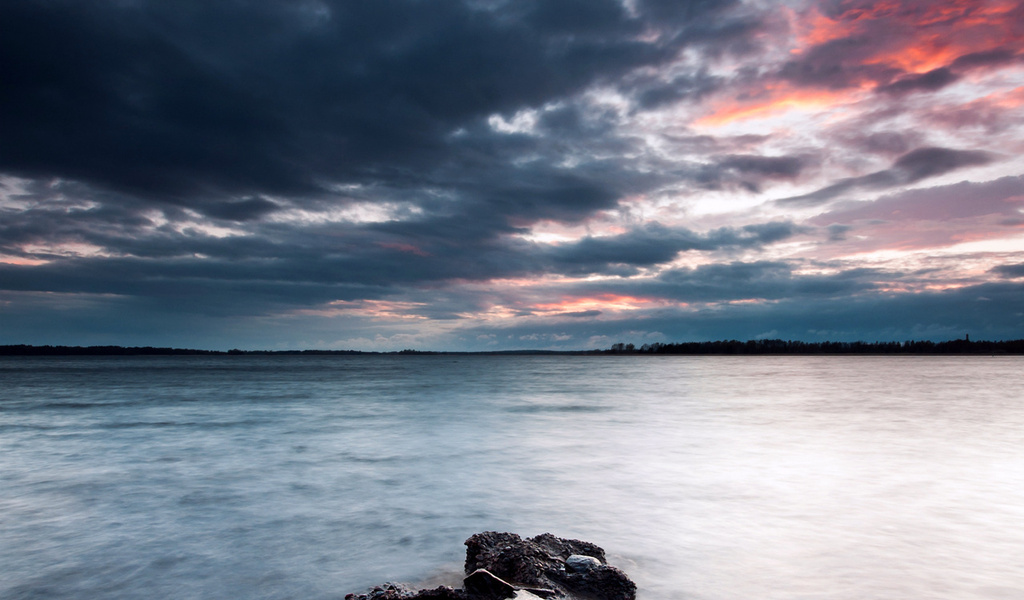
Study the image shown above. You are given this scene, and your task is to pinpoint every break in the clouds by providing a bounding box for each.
[1,0,1023,350]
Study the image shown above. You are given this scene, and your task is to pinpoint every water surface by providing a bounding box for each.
[2,355,1022,599]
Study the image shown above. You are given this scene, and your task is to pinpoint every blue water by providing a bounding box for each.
[2,355,1023,599]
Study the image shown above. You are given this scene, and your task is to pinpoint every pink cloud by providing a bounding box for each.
[804,176,1024,256]
[812,175,1024,224]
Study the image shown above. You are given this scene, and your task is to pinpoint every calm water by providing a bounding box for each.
[2,355,1023,600]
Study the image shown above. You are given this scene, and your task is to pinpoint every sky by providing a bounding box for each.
[1,0,1023,351]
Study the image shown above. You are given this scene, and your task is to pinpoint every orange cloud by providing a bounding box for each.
[296,299,430,320]
[804,0,1023,74]
[789,1,899,51]
[700,1,1024,128]
[531,293,674,313]
[0,255,49,266]
[923,0,1021,27]
[864,36,960,75]
[987,85,1024,108]
[694,84,858,127]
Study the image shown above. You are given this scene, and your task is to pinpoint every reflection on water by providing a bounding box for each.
[2,355,1023,600]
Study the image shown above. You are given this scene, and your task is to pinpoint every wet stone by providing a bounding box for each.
[347,532,636,600]
[565,555,602,573]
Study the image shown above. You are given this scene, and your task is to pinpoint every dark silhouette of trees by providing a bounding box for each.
[602,338,1024,355]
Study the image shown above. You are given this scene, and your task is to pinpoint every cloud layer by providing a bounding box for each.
[2,0,1023,350]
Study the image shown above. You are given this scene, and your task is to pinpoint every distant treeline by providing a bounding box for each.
[603,338,1024,355]
[2,339,1023,356]
[0,345,366,356]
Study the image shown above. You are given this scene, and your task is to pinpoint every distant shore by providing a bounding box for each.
[3,338,1023,356]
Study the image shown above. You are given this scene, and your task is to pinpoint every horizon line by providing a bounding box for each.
[3,337,1023,356]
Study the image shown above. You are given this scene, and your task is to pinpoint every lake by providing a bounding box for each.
[2,355,1022,599]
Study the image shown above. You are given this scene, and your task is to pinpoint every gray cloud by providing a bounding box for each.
[812,175,1024,225]
[204,197,281,222]
[991,264,1024,278]
[458,280,1024,350]
[778,35,898,90]
[841,131,916,156]
[641,260,881,302]
[778,147,996,206]
[892,147,994,181]
[561,310,603,318]
[543,221,804,276]
[876,68,960,96]
[718,155,806,178]
[629,70,723,110]
[826,224,853,241]
[0,213,805,321]
[951,48,1021,70]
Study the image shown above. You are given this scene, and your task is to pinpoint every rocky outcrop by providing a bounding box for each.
[346,532,636,600]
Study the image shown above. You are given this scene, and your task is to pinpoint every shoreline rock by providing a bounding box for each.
[346,532,636,600]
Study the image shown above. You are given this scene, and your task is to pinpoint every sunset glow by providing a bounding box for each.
[693,86,860,127]
[531,294,676,314]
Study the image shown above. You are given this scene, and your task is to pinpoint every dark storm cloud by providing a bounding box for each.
[360,160,642,255]
[991,264,1024,278]
[639,260,881,302]
[544,221,804,276]
[536,104,619,139]
[0,181,167,257]
[0,257,393,317]
[4,154,810,294]
[484,175,624,225]
[667,152,813,193]
[204,197,281,222]
[778,147,996,206]
[0,0,770,323]
[0,211,805,321]
[631,70,723,110]
[0,0,737,205]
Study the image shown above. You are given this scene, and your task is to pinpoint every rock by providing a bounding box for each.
[347,585,467,600]
[464,532,635,600]
[347,532,636,600]
[346,582,414,600]
[565,555,601,573]
[518,588,557,598]
[464,569,516,599]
